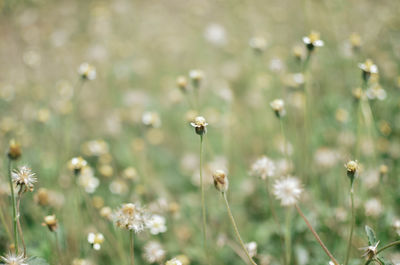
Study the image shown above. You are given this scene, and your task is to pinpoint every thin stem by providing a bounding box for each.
[7,159,18,253]
[54,232,64,265]
[376,240,400,255]
[295,204,340,265]
[130,230,134,265]
[285,208,292,265]
[0,200,12,241]
[222,192,258,265]
[16,190,26,257]
[199,135,210,264]
[344,184,355,265]
[279,119,290,170]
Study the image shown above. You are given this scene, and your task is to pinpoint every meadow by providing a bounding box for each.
[0,0,400,264]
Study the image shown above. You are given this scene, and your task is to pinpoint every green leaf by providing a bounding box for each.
[365,225,377,245]
[26,256,50,265]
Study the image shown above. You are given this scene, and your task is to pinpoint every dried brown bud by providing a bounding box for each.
[7,139,22,160]
[212,169,229,192]
[42,215,58,232]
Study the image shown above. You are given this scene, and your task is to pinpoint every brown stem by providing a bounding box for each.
[295,204,340,265]
[16,189,26,257]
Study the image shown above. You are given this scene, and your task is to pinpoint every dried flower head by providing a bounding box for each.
[12,166,37,192]
[190,116,208,136]
[345,160,359,182]
[273,177,303,206]
[7,139,22,160]
[78,63,96,80]
[143,241,166,264]
[360,241,379,260]
[250,156,276,179]
[0,252,27,265]
[177,76,188,93]
[212,169,229,192]
[147,214,167,235]
[87,233,104,250]
[303,31,324,51]
[113,203,149,233]
[42,215,58,232]
[270,99,286,118]
[165,258,183,265]
[358,59,378,82]
[68,157,88,175]
[189,69,204,88]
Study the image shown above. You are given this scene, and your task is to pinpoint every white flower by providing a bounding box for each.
[165,258,182,265]
[77,167,99,194]
[143,241,166,263]
[78,63,96,80]
[0,252,27,265]
[142,111,161,128]
[273,177,303,206]
[147,214,167,235]
[245,241,257,258]
[303,31,324,48]
[204,23,227,46]
[270,99,286,117]
[190,116,208,136]
[87,232,104,250]
[250,156,276,179]
[12,166,37,192]
[358,59,378,74]
[113,203,149,233]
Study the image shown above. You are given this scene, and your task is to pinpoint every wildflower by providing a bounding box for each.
[189,69,204,88]
[303,31,324,51]
[82,140,109,157]
[358,59,378,82]
[350,33,362,49]
[345,160,359,182]
[42,215,58,232]
[143,241,166,263]
[292,45,305,60]
[352,87,363,101]
[190,116,208,136]
[175,255,190,265]
[165,258,182,265]
[250,156,276,179]
[100,207,112,220]
[72,259,93,265]
[245,241,257,258]
[176,76,188,93]
[360,241,379,260]
[113,203,149,233]
[142,111,162,128]
[365,198,383,217]
[12,166,37,192]
[212,169,229,192]
[204,23,227,46]
[87,233,104,250]
[270,99,286,118]
[68,157,88,175]
[273,177,303,206]
[249,37,267,53]
[147,215,167,235]
[34,188,49,206]
[0,252,27,265]
[7,139,21,160]
[77,167,99,194]
[379,164,388,177]
[78,63,96,80]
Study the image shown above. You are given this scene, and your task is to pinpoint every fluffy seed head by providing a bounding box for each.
[250,156,276,179]
[273,176,303,206]
[113,203,149,233]
[143,241,166,263]
[12,166,37,192]
[212,169,229,192]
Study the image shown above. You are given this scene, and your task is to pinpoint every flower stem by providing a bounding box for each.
[199,135,210,264]
[285,208,292,265]
[7,158,18,253]
[130,230,134,265]
[222,192,258,265]
[295,204,340,265]
[376,240,400,255]
[344,184,355,265]
[279,118,290,169]
[0,200,12,241]
[55,232,64,265]
[16,189,26,257]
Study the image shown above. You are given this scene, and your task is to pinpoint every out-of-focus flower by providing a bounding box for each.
[359,59,378,82]
[177,76,188,93]
[7,139,22,160]
[82,140,109,156]
[245,241,257,258]
[68,157,88,175]
[88,232,104,250]
[77,167,99,194]
[0,252,27,265]
[165,258,182,265]
[147,215,167,235]
[204,23,227,46]
[350,33,362,49]
[143,241,166,263]
[393,219,400,236]
[189,70,204,88]
[364,198,383,217]
[12,166,37,192]
[113,203,149,233]
[270,99,286,118]
[42,215,58,232]
[273,177,303,206]
[142,111,161,128]
[109,179,128,195]
[78,63,96,80]
[249,37,267,53]
[303,31,324,51]
[250,156,276,179]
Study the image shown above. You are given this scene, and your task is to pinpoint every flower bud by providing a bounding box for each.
[7,139,22,160]
[212,169,229,192]
[177,76,188,93]
[189,70,204,89]
[345,160,359,183]
[42,215,58,232]
[190,116,208,136]
[270,99,286,118]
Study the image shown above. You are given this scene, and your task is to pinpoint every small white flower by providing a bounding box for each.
[147,215,167,235]
[143,241,166,263]
[273,177,303,206]
[165,258,182,265]
[12,166,37,192]
[87,232,104,250]
[142,111,161,128]
[303,31,324,48]
[78,63,97,80]
[0,252,27,265]
[250,156,276,179]
[270,99,286,117]
[77,167,100,194]
[204,23,227,46]
[358,59,378,74]
[245,241,257,258]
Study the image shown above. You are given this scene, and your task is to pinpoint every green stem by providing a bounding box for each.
[285,208,292,265]
[295,204,340,265]
[222,192,258,265]
[130,230,134,265]
[199,135,210,264]
[0,201,12,241]
[279,119,290,168]
[344,184,355,265]
[7,159,18,253]
[376,240,400,255]
[16,190,26,257]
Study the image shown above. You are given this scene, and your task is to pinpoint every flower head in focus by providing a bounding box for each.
[212,169,229,192]
[12,166,37,192]
[190,116,208,136]
[113,203,149,233]
[273,176,303,206]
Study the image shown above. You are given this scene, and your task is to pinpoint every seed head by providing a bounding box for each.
[147,214,167,235]
[270,99,286,118]
[7,139,22,160]
[212,169,229,192]
[42,214,58,232]
[113,203,149,233]
[190,116,208,136]
[12,166,37,192]
[250,156,276,179]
